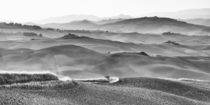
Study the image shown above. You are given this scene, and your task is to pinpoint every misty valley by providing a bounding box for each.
[0,8,210,105]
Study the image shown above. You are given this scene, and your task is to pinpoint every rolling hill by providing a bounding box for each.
[44,20,97,30]
[0,45,105,79]
[99,17,210,35]
[35,14,101,24]
[67,30,210,45]
[35,14,132,24]
[0,33,209,56]
[91,53,210,80]
[0,44,210,80]
[185,18,210,27]
[0,22,67,40]
[44,17,210,35]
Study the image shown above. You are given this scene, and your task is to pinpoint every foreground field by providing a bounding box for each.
[0,77,210,105]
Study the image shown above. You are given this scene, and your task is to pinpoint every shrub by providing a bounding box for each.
[162,32,183,36]
[0,73,58,85]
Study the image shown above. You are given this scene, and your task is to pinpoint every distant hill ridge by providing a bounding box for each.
[0,22,42,30]
[43,17,210,35]
[109,17,187,24]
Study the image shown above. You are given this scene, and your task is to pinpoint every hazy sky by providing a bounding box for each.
[0,0,209,23]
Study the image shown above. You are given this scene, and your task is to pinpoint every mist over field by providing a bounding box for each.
[0,0,210,104]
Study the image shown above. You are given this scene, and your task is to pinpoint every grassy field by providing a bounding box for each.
[0,76,209,105]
